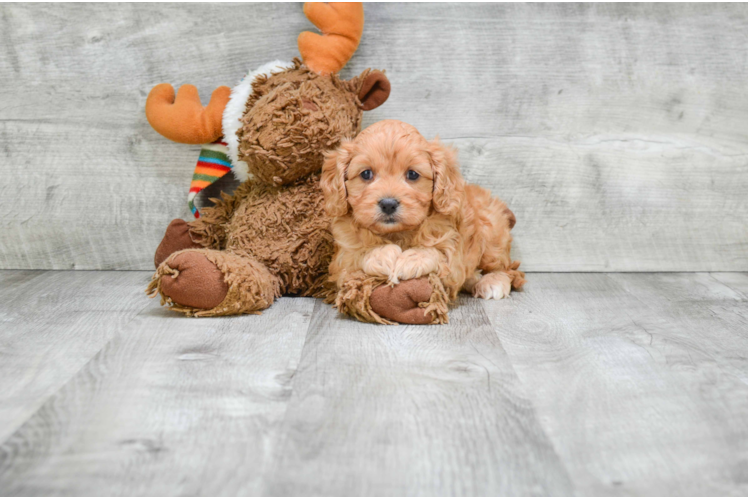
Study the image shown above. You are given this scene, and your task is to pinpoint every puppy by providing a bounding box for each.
[321,120,525,323]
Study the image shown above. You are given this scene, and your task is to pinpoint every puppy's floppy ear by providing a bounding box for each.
[428,138,465,217]
[321,139,355,217]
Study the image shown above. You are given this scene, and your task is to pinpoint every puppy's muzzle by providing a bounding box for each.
[378,198,399,216]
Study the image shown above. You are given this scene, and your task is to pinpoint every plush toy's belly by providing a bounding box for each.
[224,173,333,297]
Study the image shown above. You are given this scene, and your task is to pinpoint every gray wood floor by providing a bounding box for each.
[1,271,747,496]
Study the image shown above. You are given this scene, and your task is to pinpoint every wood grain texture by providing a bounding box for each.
[0,271,148,443]
[0,297,315,496]
[1,3,747,271]
[262,299,573,496]
[483,272,748,495]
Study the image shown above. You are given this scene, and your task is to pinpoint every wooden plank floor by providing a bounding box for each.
[0,271,746,495]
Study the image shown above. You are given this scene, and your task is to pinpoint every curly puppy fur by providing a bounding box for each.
[321,120,526,323]
[149,60,390,316]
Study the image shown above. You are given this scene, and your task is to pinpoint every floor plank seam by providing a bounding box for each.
[477,300,578,495]
[708,272,748,300]
[255,298,322,495]
[0,300,152,449]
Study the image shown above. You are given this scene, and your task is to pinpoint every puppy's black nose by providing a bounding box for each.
[378,198,399,215]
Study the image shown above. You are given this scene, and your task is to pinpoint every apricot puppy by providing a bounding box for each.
[321,120,525,324]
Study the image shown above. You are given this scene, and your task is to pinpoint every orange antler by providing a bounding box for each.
[145,84,231,144]
[298,2,364,75]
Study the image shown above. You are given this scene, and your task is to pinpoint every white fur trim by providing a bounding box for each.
[222,60,293,182]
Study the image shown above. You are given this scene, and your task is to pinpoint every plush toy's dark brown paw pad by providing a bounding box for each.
[154,219,203,268]
[160,252,228,310]
[370,277,433,325]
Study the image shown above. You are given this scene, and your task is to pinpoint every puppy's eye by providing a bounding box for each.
[406,169,420,181]
[360,169,373,181]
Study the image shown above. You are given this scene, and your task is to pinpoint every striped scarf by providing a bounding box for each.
[188,139,233,218]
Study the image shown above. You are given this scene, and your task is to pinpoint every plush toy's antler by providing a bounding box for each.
[145,84,231,144]
[298,2,364,75]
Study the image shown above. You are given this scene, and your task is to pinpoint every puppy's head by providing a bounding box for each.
[321,120,464,235]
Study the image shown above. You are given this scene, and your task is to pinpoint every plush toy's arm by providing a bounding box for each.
[298,2,364,75]
[145,84,231,144]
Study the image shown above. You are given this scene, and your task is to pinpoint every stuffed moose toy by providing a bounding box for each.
[146,3,450,324]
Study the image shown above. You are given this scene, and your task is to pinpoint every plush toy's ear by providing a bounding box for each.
[145,84,230,144]
[357,70,391,111]
[429,138,465,217]
[321,139,356,217]
[299,2,364,75]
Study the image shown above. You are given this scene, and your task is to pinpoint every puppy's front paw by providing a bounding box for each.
[472,272,512,300]
[391,248,441,284]
[362,244,402,278]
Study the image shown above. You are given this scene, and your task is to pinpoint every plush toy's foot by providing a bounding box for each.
[157,251,229,310]
[147,249,281,317]
[154,219,204,268]
[336,273,449,325]
[370,277,434,325]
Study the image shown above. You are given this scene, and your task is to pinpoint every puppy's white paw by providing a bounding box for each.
[391,248,441,284]
[473,272,512,300]
[362,244,402,278]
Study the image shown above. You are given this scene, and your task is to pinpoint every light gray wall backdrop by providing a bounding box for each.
[1,3,747,271]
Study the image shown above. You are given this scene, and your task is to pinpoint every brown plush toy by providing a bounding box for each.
[145,3,392,317]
